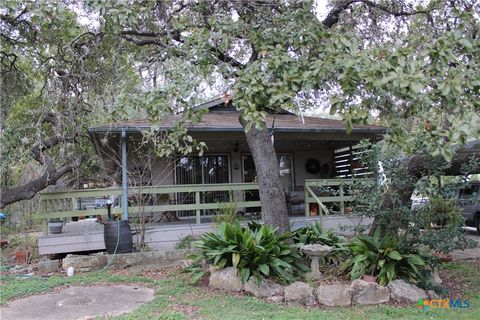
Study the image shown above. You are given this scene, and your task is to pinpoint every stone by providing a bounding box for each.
[244,278,283,298]
[317,284,352,306]
[350,279,390,305]
[209,267,243,291]
[266,296,284,303]
[300,244,334,257]
[427,290,441,300]
[431,269,442,286]
[284,281,316,306]
[62,254,108,271]
[387,279,428,303]
[38,260,60,273]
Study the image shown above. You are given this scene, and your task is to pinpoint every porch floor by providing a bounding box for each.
[38,215,372,255]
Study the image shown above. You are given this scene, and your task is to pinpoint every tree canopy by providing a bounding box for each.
[1,0,479,213]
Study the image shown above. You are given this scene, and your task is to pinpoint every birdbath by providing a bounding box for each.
[300,244,333,280]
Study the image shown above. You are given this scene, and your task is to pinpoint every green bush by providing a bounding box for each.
[343,229,426,286]
[212,202,239,226]
[186,222,309,284]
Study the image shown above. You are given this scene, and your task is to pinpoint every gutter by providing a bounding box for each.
[88,126,387,135]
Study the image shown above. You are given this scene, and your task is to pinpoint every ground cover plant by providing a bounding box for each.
[342,229,427,286]
[186,221,309,284]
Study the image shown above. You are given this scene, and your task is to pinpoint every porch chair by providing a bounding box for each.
[157,194,180,222]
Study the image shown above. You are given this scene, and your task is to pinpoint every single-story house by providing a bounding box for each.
[37,97,386,254]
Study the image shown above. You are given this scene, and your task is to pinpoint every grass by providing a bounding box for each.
[1,261,479,319]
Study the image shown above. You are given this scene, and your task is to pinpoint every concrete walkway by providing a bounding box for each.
[0,285,154,320]
[452,232,480,261]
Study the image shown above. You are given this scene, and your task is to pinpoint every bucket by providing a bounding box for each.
[103,220,133,254]
[48,221,63,234]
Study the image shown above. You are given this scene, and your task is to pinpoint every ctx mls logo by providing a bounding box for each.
[417,298,470,312]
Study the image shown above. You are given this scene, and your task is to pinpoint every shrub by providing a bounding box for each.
[342,229,426,286]
[186,222,309,284]
[212,202,239,226]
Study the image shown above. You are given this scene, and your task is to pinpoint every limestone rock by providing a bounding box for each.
[244,277,283,298]
[209,267,243,292]
[387,279,427,303]
[431,269,442,286]
[427,290,441,300]
[284,281,315,306]
[317,284,352,306]
[351,279,390,305]
[38,260,60,273]
[266,296,284,303]
[62,254,108,271]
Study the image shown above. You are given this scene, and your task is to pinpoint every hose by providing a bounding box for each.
[101,219,120,272]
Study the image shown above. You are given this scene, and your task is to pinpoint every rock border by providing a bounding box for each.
[208,268,437,307]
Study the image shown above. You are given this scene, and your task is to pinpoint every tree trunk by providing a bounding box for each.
[240,117,290,233]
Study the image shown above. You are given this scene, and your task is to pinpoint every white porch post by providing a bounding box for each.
[121,129,129,220]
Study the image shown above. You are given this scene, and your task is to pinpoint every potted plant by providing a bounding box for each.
[48,218,64,234]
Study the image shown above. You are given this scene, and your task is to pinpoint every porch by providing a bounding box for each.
[37,178,375,255]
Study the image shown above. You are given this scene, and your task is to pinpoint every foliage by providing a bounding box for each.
[212,202,239,226]
[292,222,349,263]
[343,229,427,286]
[186,222,309,284]
[422,196,463,228]
[175,235,196,250]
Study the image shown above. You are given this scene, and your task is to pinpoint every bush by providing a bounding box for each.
[186,222,309,284]
[342,229,426,286]
[212,202,239,226]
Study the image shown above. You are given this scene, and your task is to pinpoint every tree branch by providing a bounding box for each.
[322,0,433,28]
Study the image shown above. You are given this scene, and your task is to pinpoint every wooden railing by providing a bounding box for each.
[304,178,375,216]
[38,183,260,233]
[38,178,375,234]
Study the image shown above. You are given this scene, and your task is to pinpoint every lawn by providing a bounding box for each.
[1,261,479,320]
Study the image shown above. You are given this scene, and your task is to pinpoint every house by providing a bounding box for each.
[37,97,386,254]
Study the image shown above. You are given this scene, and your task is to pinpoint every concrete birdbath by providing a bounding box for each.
[300,244,333,280]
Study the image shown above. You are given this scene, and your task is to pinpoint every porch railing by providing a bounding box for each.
[38,182,260,233]
[304,178,375,216]
[37,178,376,234]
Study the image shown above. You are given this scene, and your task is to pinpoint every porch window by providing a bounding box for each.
[175,155,230,217]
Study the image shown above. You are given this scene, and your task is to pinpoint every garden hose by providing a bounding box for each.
[101,219,120,272]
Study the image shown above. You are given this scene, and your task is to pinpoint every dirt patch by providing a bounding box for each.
[437,260,480,297]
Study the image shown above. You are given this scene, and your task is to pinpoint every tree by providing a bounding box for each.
[2,1,479,235]
[89,0,478,232]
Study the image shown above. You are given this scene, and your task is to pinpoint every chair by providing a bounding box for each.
[158,194,180,222]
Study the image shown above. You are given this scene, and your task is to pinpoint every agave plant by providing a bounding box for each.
[185,222,309,284]
[343,229,426,286]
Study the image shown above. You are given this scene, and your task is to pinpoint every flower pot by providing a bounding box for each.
[362,275,377,283]
[15,251,29,264]
[433,252,453,262]
[48,220,63,234]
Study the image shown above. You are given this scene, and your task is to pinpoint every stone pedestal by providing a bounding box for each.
[300,244,333,280]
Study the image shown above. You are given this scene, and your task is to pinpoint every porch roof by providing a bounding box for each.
[89,112,386,136]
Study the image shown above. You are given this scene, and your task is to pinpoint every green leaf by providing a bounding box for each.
[232,253,240,268]
[259,264,270,275]
[240,267,251,284]
[387,250,402,261]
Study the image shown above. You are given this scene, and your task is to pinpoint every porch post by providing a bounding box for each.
[121,129,129,220]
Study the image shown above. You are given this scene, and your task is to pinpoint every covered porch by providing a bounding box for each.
[37,178,374,255]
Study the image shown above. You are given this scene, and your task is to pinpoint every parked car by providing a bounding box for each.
[410,182,480,234]
[457,182,480,234]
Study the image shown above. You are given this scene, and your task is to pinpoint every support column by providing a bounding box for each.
[121,129,129,220]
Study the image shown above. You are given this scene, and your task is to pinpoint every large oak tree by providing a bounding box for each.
[1,1,479,234]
